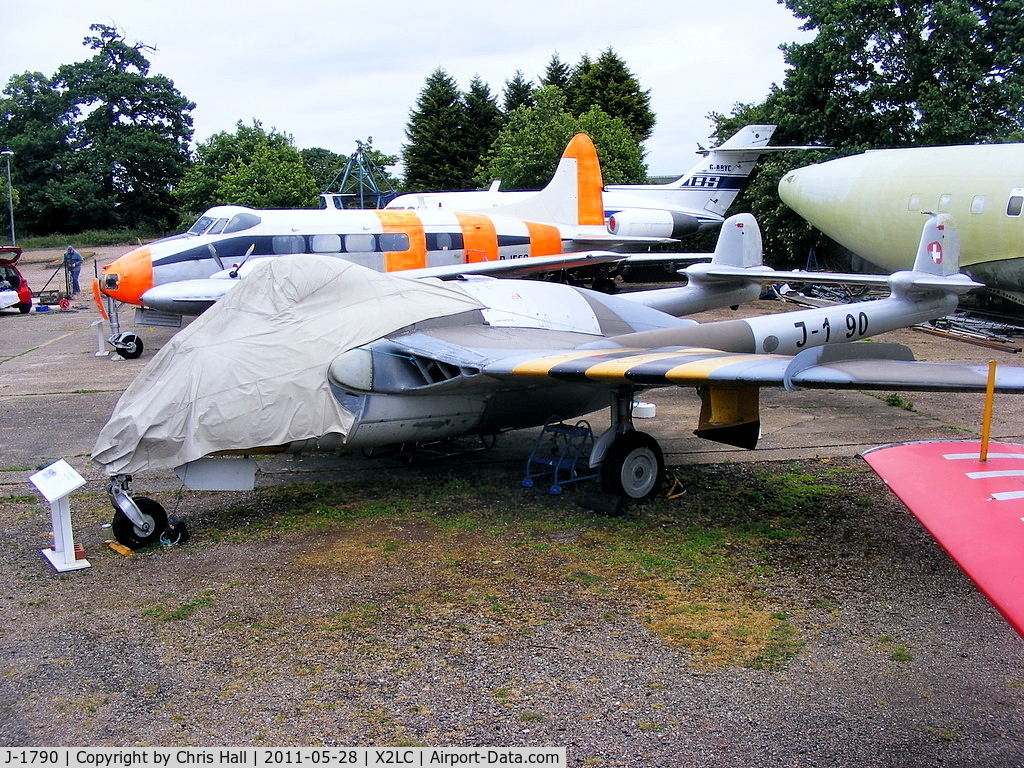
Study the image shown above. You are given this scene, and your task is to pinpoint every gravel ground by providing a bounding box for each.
[1,455,1022,765]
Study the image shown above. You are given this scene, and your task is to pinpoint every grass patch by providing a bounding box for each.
[876,635,914,662]
[142,592,215,622]
[179,459,875,668]
[872,392,915,411]
[321,603,380,633]
[18,229,160,250]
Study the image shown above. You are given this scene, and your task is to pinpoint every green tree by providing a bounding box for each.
[463,76,504,176]
[540,53,573,92]
[301,146,347,191]
[217,142,320,209]
[776,0,1024,148]
[568,48,655,143]
[502,70,536,113]
[476,86,646,190]
[0,24,193,235]
[174,120,318,215]
[54,24,194,231]
[0,71,85,235]
[403,68,473,190]
[713,0,1024,266]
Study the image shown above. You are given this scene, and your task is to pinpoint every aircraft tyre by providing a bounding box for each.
[600,431,664,500]
[115,333,144,360]
[111,496,168,549]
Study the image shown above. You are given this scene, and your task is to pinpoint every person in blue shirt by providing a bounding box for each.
[64,246,84,295]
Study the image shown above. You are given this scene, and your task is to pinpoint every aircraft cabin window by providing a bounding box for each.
[971,196,986,214]
[345,234,376,252]
[311,234,342,253]
[938,194,952,212]
[223,212,262,233]
[272,235,306,254]
[187,215,215,235]
[1008,195,1024,217]
[208,218,229,235]
[907,194,921,211]
[378,233,410,252]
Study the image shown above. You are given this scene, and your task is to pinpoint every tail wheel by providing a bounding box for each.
[111,496,167,549]
[600,431,664,500]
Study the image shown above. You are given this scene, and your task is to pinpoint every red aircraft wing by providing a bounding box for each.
[863,440,1024,638]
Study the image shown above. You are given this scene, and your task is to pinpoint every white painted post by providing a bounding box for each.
[30,459,91,572]
[92,319,109,357]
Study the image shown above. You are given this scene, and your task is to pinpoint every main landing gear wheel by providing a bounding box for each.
[111,496,167,549]
[600,431,664,500]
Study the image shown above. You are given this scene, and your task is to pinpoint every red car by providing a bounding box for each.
[0,246,32,313]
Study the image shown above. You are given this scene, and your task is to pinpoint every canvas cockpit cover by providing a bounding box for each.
[92,256,485,476]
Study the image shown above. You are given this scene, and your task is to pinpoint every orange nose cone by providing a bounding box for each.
[100,246,154,306]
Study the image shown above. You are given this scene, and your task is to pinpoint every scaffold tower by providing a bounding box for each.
[321,140,397,209]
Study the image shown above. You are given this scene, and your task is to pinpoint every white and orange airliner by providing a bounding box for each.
[94,134,666,357]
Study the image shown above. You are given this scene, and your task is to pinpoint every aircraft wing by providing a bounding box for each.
[700,266,893,285]
[570,234,677,249]
[622,253,711,265]
[402,251,626,279]
[141,252,628,315]
[863,440,1024,638]
[480,341,1024,393]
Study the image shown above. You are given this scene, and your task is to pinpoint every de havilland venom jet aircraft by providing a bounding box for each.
[92,212,1024,554]
[93,134,668,359]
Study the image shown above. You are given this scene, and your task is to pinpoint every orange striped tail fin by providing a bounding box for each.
[484,133,606,231]
[561,133,605,226]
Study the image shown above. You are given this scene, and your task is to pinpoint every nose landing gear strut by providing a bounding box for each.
[106,476,188,549]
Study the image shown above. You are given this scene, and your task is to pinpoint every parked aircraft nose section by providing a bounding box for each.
[777,160,850,222]
[99,245,154,306]
[778,153,910,272]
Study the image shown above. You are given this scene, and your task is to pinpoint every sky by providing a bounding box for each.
[4,0,812,177]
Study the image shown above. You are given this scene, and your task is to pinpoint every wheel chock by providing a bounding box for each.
[108,541,134,557]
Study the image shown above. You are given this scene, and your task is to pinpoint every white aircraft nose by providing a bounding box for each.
[779,162,837,223]
[776,153,918,274]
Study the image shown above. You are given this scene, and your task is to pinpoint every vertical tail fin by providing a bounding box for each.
[710,213,763,268]
[912,213,960,276]
[668,125,778,218]
[605,125,819,223]
[485,133,605,229]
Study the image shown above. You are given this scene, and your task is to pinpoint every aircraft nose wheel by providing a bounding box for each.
[111,496,168,549]
[110,332,144,359]
[600,431,664,500]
